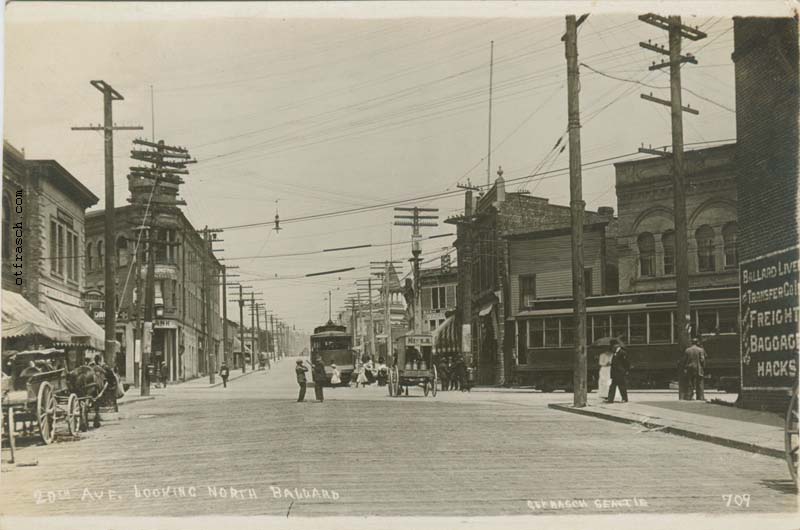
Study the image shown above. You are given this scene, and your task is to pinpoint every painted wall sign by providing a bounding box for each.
[740,245,799,390]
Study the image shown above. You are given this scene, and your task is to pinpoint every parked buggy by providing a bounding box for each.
[387,333,438,397]
[1,349,108,463]
[785,382,799,483]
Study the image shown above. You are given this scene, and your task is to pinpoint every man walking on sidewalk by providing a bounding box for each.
[219,362,230,388]
[682,337,706,401]
[607,340,630,403]
[296,359,309,402]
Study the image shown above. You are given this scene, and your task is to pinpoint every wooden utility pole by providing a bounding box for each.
[368,278,375,359]
[270,313,276,358]
[394,207,439,334]
[202,227,215,384]
[487,40,494,186]
[564,14,589,407]
[250,291,256,370]
[238,285,245,374]
[71,81,142,367]
[222,265,228,367]
[639,14,706,400]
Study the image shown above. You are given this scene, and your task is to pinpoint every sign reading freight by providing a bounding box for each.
[740,245,799,390]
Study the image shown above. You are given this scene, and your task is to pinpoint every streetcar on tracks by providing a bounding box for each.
[310,321,357,386]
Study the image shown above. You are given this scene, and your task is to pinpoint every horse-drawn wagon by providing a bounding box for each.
[1,348,108,463]
[387,333,438,397]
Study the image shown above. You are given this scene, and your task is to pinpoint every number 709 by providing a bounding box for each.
[722,494,751,507]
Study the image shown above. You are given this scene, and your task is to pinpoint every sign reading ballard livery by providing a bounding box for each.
[740,245,799,390]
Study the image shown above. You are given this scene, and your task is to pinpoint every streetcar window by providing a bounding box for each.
[529,319,544,348]
[560,317,574,346]
[592,314,610,343]
[718,308,738,334]
[649,312,672,343]
[611,314,628,343]
[544,318,559,347]
[697,310,718,335]
[629,313,647,344]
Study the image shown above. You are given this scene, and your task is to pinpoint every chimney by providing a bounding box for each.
[494,165,505,204]
[598,206,615,219]
[464,190,473,217]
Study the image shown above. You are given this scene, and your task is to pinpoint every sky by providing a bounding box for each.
[2,1,787,333]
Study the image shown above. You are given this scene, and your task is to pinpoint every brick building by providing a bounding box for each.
[733,17,799,411]
[85,206,224,384]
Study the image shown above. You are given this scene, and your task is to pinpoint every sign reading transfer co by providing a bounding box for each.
[740,245,799,390]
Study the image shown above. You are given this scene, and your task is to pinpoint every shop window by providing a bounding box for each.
[638,232,655,277]
[649,312,672,343]
[629,313,647,344]
[723,222,737,268]
[662,230,675,275]
[544,318,560,347]
[696,225,715,272]
[529,319,544,348]
[520,274,536,308]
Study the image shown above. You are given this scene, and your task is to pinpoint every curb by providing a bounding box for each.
[117,396,156,407]
[548,402,784,460]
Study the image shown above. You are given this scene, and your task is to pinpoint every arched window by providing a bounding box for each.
[2,194,11,259]
[637,232,655,277]
[662,230,675,276]
[696,225,715,272]
[723,222,737,268]
[86,242,93,271]
[97,240,104,270]
[117,236,128,267]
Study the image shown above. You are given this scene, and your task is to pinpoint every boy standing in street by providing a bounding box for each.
[296,359,309,402]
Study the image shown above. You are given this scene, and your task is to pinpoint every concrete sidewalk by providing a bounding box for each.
[549,394,786,459]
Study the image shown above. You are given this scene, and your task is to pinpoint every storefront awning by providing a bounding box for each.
[2,290,72,343]
[232,336,243,352]
[432,315,458,353]
[42,297,105,350]
[478,303,495,317]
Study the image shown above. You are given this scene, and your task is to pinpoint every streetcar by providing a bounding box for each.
[513,287,741,392]
[310,321,357,386]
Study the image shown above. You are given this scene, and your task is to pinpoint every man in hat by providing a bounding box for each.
[607,339,630,403]
[295,359,309,402]
[682,337,707,400]
[311,357,326,402]
[219,361,230,388]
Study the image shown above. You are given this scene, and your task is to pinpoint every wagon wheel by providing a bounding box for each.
[387,368,395,396]
[785,385,799,483]
[66,394,80,436]
[423,380,430,397]
[79,400,89,432]
[37,382,56,445]
[392,367,400,397]
[431,365,438,397]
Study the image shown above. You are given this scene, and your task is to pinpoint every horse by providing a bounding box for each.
[67,365,107,430]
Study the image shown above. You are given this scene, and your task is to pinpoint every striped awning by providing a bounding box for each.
[2,290,71,343]
[42,297,105,350]
[432,315,458,353]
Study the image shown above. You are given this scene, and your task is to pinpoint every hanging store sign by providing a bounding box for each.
[740,245,799,390]
[154,319,178,329]
[406,334,432,347]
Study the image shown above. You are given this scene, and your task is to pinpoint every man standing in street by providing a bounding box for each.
[682,337,707,401]
[606,340,630,403]
[312,357,326,402]
[296,359,309,402]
